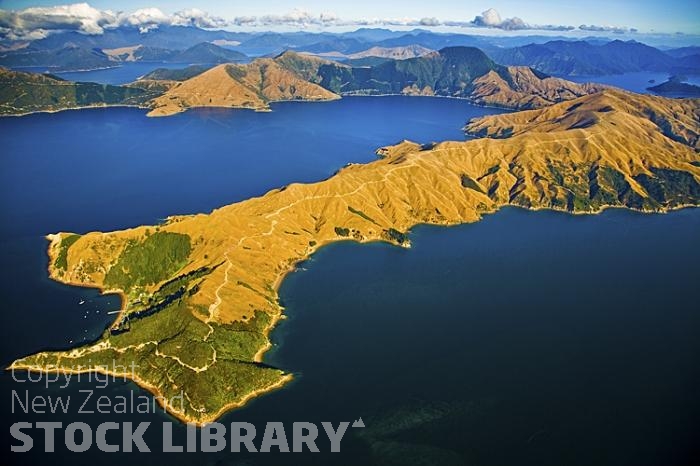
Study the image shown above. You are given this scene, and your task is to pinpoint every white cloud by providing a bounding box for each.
[470,8,529,30]
[469,8,575,31]
[172,8,227,29]
[472,8,503,28]
[119,7,169,33]
[0,3,114,39]
[419,17,441,27]
[579,24,634,34]
[231,9,345,28]
[0,3,227,39]
[0,3,637,41]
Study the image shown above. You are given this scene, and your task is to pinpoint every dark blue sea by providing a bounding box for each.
[1,94,698,465]
[561,71,700,95]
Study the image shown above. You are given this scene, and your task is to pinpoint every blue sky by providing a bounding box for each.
[1,0,698,35]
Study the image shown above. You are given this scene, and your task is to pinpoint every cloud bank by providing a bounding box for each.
[469,8,575,31]
[579,24,638,34]
[0,3,637,41]
[0,3,227,39]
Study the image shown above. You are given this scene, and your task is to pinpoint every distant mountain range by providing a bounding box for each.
[0,42,247,71]
[489,40,697,76]
[663,46,700,59]
[1,25,697,75]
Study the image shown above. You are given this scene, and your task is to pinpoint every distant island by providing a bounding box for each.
[10,88,700,424]
[0,47,605,117]
[648,75,700,97]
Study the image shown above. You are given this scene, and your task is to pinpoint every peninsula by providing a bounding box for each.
[9,89,700,424]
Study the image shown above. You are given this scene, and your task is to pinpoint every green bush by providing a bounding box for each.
[348,206,379,225]
[104,232,191,292]
[54,234,81,271]
[384,228,408,245]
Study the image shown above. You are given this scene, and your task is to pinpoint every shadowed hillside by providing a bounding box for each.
[0,67,157,115]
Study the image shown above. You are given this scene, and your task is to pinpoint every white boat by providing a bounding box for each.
[79,300,85,305]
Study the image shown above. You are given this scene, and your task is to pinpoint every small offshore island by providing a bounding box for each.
[8,86,700,424]
[647,75,700,97]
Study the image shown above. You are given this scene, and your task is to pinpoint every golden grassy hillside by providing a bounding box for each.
[10,89,699,424]
[471,66,606,109]
[148,58,340,116]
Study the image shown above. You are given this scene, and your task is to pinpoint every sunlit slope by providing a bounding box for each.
[470,66,605,109]
[147,58,340,116]
[464,89,700,206]
[11,89,699,424]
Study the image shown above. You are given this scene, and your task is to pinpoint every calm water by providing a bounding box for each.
[1,93,698,465]
[562,71,700,95]
[0,96,497,239]
[270,207,700,466]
